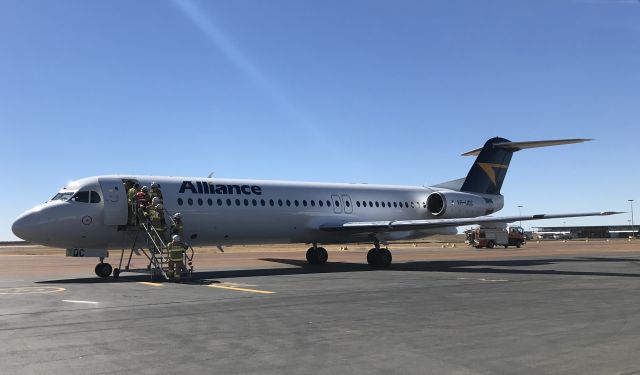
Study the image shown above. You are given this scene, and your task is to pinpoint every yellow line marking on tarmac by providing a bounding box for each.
[0,286,65,295]
[207,284,275,294]
[138,282,164,287]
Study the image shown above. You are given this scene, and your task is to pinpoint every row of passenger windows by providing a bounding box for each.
[177,197,425,209]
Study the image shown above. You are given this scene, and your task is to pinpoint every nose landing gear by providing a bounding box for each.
[95,258,113,278]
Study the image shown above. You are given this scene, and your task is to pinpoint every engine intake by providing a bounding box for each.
[426,191,503,218]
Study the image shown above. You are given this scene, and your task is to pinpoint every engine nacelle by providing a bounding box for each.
[426,191,504,218]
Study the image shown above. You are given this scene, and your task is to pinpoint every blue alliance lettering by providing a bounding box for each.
[179,181,263,195]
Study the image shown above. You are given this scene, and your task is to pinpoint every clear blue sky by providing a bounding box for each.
[1,0,639,240]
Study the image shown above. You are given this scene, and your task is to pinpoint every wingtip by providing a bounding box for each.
[601,211,624,215]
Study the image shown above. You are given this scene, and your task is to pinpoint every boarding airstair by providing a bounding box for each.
[113,208,194,281]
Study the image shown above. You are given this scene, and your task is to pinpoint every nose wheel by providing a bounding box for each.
[95,262,113,278]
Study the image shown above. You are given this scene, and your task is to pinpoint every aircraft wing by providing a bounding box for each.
[320,211,621,233]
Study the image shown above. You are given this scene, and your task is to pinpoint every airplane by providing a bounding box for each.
[11,137,620,278]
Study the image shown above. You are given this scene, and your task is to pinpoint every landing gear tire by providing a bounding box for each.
[306,247,328,265]
[367,248,392,268]
[487,241,495,249]
[516,242,522,249]
[113,268,120,279]
[95,263,112,278]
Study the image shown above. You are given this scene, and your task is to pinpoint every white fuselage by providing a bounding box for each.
[12,175,504,250]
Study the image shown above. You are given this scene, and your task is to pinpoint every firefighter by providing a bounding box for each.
[171,213,184,238]
[167,234,187,282]
[148,197,165,232]
[149,182,163,204]
[127,182,140,225]
[135,186,151,224]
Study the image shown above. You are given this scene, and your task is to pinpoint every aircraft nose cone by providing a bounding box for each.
[11,211,37,242]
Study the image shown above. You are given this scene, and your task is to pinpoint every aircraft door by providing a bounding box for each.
[331,194,342,214]
[341,194,353,214]
[99,178,128,225]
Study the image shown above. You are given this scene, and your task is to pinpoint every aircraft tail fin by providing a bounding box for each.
[459,137,591,195]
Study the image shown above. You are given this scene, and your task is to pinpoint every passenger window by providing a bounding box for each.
[178,198,184,206]
[71,191,90,203]
[235,199,241,206]
[198,198,203,206]
[207,198,213,206]
[369,201,373,207]
[188,198,193,206]
[286,200,291,207]
[393,202,397,208]
[387,201,391,208]
[269,199,275,206]
[90,191,101,203]
[226,198,232,206]
[311,200,316,207]
[405,202,409,208]
[326,200,331,207]
[375,201,379,207]
[278,199,283,206]
[345,201,350,207]
[411,202,415,208]
[335,200,340,207]
[217,199,223,206]
[381,202,385,208]
[303,200,308,207]
[261,199,266,206]
[294,200,299,207]
[319,200,323,207]
[252,199,257,206]
[244,199,249,206]
[356,201,360,207]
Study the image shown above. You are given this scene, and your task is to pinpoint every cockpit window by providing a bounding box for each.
[51,192,75,201]
[90,191,101,203]
[71,191,90,203]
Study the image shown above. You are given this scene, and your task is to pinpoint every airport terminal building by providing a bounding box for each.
[533,225,638,239]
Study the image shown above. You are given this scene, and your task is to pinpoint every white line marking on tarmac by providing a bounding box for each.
[457,277,509,282]
[62,300,100,304]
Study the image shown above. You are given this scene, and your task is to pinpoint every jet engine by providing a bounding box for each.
[426,191,504,218]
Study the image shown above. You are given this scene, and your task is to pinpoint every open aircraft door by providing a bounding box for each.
[99,178,128,225]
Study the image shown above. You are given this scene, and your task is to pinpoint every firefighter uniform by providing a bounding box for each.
[148,204,165,232]
[149,182,163,204]
[167,236,187,281]
[127,185,139,225]
[171,213,184,238]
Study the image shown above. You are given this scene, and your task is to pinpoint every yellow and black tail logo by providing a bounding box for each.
[477,163,508,186]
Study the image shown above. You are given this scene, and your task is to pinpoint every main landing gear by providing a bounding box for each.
[306,244,328,265]
[95,257,113,278]
[367,238,392,268]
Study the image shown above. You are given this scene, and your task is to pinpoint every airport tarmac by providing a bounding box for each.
[2,241,640,374]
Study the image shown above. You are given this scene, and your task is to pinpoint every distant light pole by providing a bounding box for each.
[518,205,523,228]
[629,200,635,239]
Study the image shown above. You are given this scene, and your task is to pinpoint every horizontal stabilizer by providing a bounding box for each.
[462,138,592,157]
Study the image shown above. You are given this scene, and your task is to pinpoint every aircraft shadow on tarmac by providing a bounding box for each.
[37,256,640,284]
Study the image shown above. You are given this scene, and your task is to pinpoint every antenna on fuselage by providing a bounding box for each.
[207,172,215,178]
